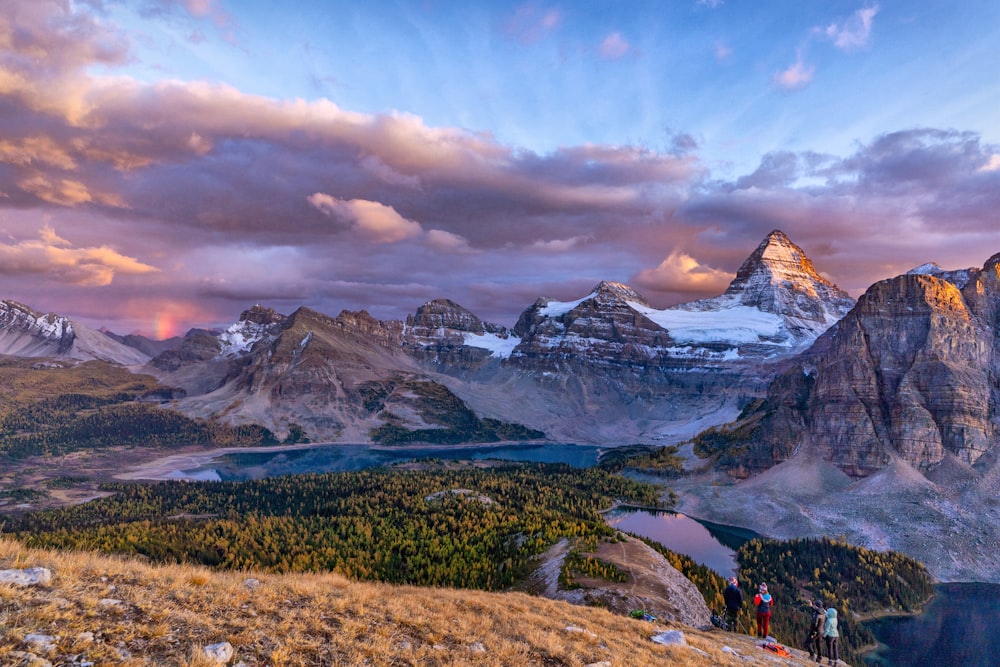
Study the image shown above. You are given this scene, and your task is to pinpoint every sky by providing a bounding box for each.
[2,0,1000,338]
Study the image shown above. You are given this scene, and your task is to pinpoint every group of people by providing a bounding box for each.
[722,577,840,665]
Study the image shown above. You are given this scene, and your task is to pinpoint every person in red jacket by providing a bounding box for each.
[753,583,774,638]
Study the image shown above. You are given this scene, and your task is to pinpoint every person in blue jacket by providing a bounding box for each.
[823,607,839,665]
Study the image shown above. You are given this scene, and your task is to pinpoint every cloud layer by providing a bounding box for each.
[1,1,999,337]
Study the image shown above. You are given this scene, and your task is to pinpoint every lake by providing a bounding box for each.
[863,582,1000,667]
[167,442,605,481]
[604,507,759,576]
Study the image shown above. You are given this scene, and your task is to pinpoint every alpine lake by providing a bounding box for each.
[166,441,998,667]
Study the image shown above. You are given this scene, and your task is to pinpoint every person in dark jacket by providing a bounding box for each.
[753,583,774,638]
[806,600,824,662]
[723,576,743,631]
[823,607,839,665]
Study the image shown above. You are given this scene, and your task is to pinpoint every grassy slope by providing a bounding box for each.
[0,539,829,667]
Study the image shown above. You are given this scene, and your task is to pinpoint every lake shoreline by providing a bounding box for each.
[115,439,580,481]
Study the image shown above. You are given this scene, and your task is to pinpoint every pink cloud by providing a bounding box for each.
[307,193,424,243]
[772,53,814,90]
[598,32,631,60]
[500,6,563,44]
[634,251,732,296]
[821,4,879,51]
[0,226,159,286]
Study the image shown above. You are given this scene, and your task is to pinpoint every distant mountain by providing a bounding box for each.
[0,230,857,445]
[0,300,150,365]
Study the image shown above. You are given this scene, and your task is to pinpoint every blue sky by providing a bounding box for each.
[2,0,1000,336]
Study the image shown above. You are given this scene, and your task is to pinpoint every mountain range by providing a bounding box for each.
[0,230,856,447]
[6,229,1000,580]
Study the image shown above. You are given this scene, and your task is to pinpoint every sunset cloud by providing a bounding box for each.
[0,226,159,286]
[634,251,732,296]
[308,194,424,243]
[501,6,562,44]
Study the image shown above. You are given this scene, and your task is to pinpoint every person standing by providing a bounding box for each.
[823,606,839,665]
[806,600,824,662]
[753,583,773,638]
[723,576,743,631]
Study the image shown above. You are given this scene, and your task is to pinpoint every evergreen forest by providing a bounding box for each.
[8,463,663,590]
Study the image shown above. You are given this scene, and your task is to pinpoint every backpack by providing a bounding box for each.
[756,594,771,613]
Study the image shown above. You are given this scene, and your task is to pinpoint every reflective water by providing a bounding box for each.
[863,583,1000,667]
[604,508,758,576]
[171,442,604,481]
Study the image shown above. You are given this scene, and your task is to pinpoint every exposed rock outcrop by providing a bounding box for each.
[705,253,1000,477]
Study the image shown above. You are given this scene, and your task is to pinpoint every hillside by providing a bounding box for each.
[0,538,836,666]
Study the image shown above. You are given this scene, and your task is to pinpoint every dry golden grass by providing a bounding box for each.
[0,539,831,666]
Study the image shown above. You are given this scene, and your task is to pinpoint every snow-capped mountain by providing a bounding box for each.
[666,230,855,351]
[510,230,855,366]
[906,262,976,289]
[0,300,150,365]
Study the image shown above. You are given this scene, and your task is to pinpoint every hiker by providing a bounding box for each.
[823,606,839,665]
[806,600,824,662]
[753,583,773,638]
[723,576,743,631]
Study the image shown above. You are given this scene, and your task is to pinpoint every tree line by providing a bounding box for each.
[8,463,665,591]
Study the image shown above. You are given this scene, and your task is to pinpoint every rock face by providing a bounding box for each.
[404,299,516,374]
[710,253,1000,477]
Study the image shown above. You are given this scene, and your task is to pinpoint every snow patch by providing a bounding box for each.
[629,301,787,346]
[462,332,520,358]
[538,292,596,317]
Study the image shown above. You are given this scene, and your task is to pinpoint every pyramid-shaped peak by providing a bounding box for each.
[718,230,854,321]
[727,230,826,293]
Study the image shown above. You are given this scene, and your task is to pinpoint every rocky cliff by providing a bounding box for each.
[702,252,1000,477]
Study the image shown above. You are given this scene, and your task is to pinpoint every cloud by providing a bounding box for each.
[359,154,422,189]
[0,226,159,286]
[598,32,631,60]
[307,193,423,243]
[427,229,476,254]
[0,135,77,170]
[821,4,879,51]
[978,154,1000,172]
[500,6,562,44]
[772,52,814,90]
[634,251,732,295]
[18,173,127,207]
[530,236,590,253]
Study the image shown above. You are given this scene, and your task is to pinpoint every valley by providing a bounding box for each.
[2,229,1000,665]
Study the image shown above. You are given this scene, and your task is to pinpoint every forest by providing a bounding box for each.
[0,358,279,457]
[8,463,665,591]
